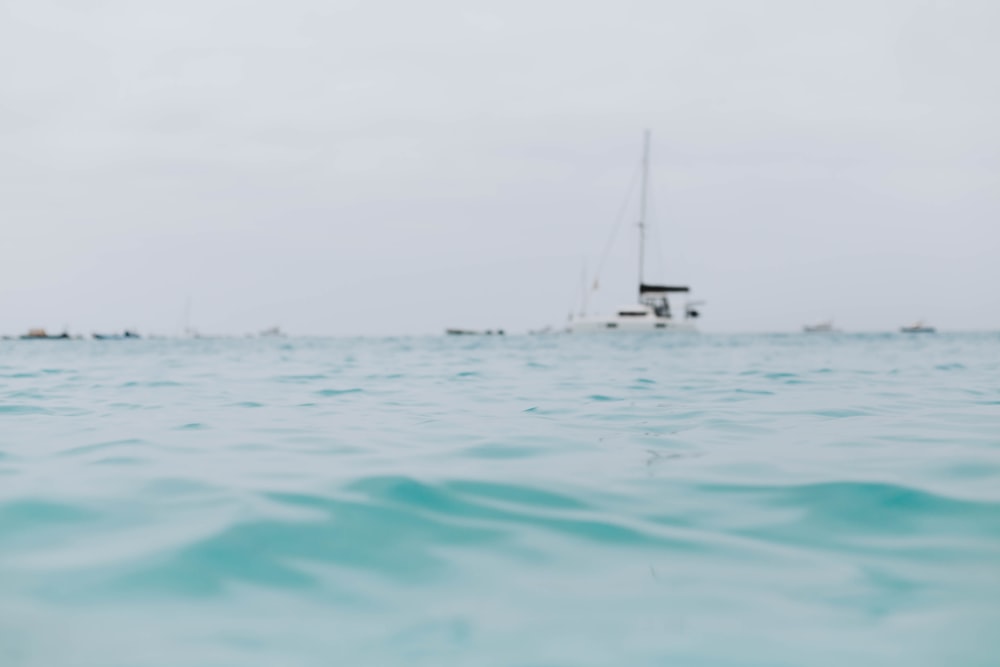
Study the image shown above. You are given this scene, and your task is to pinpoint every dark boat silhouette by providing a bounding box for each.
[900,321,935,334]
[20,328,70,340]
[92,330,141,340]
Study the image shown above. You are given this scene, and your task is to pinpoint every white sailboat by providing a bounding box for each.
[568,131,700,333]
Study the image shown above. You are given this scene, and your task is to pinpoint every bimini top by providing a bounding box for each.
[640,283,689,294]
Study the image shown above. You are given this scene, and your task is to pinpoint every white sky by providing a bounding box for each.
[1,0,997,335]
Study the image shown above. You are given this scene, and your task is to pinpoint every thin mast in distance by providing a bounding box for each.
[638,129,650,295]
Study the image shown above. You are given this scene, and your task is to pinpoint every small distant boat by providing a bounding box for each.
[259,326,285,338]
[445,328,505,336]
[92,330,140,340]
[900,321,935,334]
[803,320,839,333]
[20,328,70,340]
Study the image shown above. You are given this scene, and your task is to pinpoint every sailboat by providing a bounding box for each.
[568,131,700,333]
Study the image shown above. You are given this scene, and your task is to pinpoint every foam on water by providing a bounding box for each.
[1,333,999,666]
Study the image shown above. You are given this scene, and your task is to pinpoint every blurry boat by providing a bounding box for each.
[445,328,505,336]
[92,330,140,340]
[259,326,285,338]
[20,328,70,340]
[900,321,935,333]
[803,320,839,333]
[567,131,700,333]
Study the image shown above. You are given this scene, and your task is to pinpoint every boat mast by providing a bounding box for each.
[638,129,650,295]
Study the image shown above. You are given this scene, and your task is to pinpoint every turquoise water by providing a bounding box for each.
[1,333,998,666]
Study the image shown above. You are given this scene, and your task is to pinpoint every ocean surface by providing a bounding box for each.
[1,333,998,666]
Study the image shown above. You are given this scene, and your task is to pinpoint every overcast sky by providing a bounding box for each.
[1,0,997,335]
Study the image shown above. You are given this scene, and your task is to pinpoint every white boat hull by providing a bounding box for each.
[568,317,697,333]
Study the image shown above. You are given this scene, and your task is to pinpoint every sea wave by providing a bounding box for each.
[0,334,998,665]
